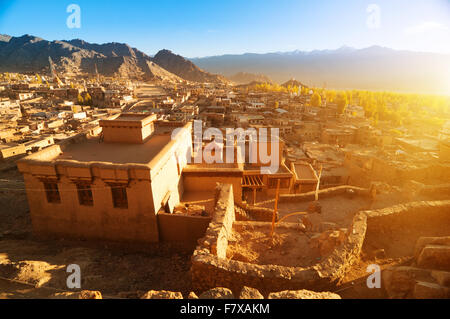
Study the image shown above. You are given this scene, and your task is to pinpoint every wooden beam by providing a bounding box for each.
[271,179,281,238]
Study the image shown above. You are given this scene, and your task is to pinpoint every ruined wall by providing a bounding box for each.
[194,183,235,261]
[192,191,450,295]
[235,201,276,222]
[362,200,450,257]
[191,184,368,295]
[279,185,369,203]
[399,165,450,185]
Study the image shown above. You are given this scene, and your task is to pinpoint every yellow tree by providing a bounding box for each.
[311,92,322,107]
[77,94,84,105]
[84,93,92,105]
[325,90,336,104]
[336,92,348,114]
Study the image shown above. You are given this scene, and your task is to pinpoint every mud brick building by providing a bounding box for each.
[18,114,192,243]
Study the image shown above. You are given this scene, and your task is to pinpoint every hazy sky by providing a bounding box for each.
[1,0,449,57]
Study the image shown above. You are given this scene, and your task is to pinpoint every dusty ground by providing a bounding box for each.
[0,168,30,236]
[227,224,320,267]
[260,195,371,228]
[0,239,193,298]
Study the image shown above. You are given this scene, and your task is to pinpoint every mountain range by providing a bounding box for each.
[0,34,226,84]
[1,34,449,94]
[192,47,450,95]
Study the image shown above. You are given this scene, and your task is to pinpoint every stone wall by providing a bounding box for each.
[279,185,369,203]
[235,201,276,222]
[197,183,236,260]
[191,186,368,295]
[192,186,449,295]
[362,200,450,257]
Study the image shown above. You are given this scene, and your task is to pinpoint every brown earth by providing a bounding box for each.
[227,224,320,267]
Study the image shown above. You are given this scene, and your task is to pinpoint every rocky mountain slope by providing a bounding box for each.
[0,34,224,83]
[153,49,228,84]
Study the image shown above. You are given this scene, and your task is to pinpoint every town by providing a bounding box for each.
[0,59,448,300]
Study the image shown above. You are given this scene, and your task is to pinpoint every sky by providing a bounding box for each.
[0,0,449,57]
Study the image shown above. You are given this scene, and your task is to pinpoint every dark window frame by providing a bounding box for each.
[110,184,128,209]
[43,181,61,204]
[76,182,94,206]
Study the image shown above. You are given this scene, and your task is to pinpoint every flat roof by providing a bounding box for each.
[56,133,172,165]
[293,163,316,180]
[99,113,157,128]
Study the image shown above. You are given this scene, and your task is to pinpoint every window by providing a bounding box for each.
[43,182,60,203]
[110,184,128,209]
[76,183,94,206]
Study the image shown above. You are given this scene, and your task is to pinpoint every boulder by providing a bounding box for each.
[188,292,199,299]
[413,281,450,299]
[79,290,102,299]
[319,222,338,232]
[431,270,450,287]
[173,204,187,214]
[199,287,234,299]
[268,290,341,299]
[141,290,183,299]
[300,216,313,232]
[307,202,322,214]
[117,291,143,299]
[187,205,207,216]
[417,245,450,271]
[309,229,347,257]
[414,237,450,259]
[382,266,431,299]
[52,292,81,299]
[239,286,264,299]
